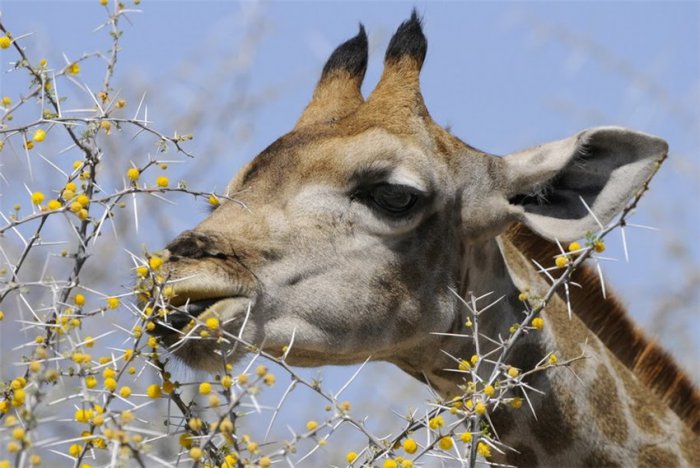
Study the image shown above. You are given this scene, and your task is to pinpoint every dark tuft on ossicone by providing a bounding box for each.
[385,9,427,67]
[321,24,368,81]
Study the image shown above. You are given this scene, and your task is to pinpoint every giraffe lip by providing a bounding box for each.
[181,297,224,317]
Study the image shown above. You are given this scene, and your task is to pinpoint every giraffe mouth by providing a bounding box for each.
[149,296,252,337]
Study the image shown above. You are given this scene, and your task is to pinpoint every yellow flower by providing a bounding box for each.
[470,354,479,365]
[402,460,414,468]
[31,192,45,205]
[84,336,95,348]
[85,376,97,388]
[74,408,94,423]
[119,386,132,398]
[2,96,11,106]
[28,361,41,373]
[0,311,4,321]
[477,442,491,458]
[219,418,234,433]
[428,415,444,430]
[346,451,358,463]
[104,378,117,392]
[208,194,220,206]
[237,373,249,385]
[259,457,271,468]
[188,417,203,431]
[511,397,523,409]
[247,441,259,453]
[32,129,46,142]
[29,454,41,465]
[594,240,606,253]
[156,176,169,188]
[438,436,453,450]
[403,438,417,454]
[74,293,86,306]
[103,367,116,378]
[11,427,25,440]
[149,256,163,270]
[199,382,211,395]
[474,401,486,415]
[256,364,268,376]
[531,317,544,330]
[105,297,119,309]
[483,384,495,397]
[146,384,161,399]
[179,433,193,448]
[518,291,529,302]
[383,460,397,468]
[100,120,111,134]
[68,444,82,457]
[76,194,89,207]
[306,420,318,431]
[458,359,470,371]
[47,199,61,210]
[549,354,558,364]
[147,336,158,348]
[121,410,134,424]
[203,317,219,331]
[67,63,80,75]
[221,375,232,389]
[0,37,11,49]
[460,432,472,443]
[116,99,126,108]
[263,373,276,386]
[126,167,140,181]
[555,255,569,268]
[568,241,582,252]
[6,442,20,453]
[189,447,202,461]
[507,366,520,378]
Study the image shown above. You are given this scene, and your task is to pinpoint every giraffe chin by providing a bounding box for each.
[159,297,255,371]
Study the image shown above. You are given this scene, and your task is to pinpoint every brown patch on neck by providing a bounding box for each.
[505,223,700,434]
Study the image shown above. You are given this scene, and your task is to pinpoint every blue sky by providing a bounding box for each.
[1,1,698,462]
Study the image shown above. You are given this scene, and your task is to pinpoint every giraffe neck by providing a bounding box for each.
[410,236,699,466]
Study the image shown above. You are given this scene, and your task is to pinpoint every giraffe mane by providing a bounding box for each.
[505,222,700,434]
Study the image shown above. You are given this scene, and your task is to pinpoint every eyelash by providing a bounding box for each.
[352,183,424,217]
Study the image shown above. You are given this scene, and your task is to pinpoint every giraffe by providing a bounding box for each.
[153,12,700,466]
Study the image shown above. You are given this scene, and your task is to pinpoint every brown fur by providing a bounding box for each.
[505,222,700,434]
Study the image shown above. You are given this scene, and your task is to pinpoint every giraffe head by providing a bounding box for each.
[154,12,667,374]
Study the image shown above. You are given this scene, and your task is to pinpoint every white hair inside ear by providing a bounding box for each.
[502,126,667,242]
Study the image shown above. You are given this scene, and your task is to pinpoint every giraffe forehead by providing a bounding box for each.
[234,127,448,194]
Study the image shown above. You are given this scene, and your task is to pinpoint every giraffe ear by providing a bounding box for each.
[501,127,667,242]
[294,25,368,129]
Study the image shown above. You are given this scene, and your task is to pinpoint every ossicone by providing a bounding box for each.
[321,24,368,83]
[295,24,368,129]
[385,9,427,68]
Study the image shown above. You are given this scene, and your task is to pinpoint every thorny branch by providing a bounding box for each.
[0,5,668,468]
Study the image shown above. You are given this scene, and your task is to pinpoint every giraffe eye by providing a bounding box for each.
[369,184,419,215]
